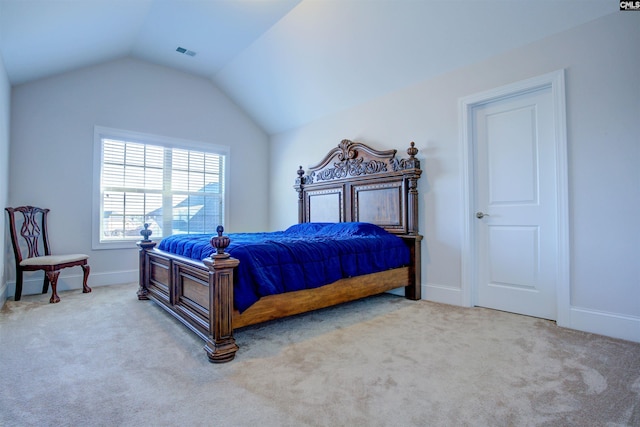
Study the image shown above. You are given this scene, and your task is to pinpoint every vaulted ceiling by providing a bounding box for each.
[0,0,614,134]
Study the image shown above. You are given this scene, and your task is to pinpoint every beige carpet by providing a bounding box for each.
[1,283,639,426]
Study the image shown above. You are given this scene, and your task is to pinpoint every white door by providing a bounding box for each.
[472,86,558,320]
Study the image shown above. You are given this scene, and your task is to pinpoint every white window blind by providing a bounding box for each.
[98,136,225,244]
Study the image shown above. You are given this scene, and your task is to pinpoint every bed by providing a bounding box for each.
[136,139,422,363]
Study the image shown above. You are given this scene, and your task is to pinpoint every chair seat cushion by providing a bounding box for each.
[20,254,88,266]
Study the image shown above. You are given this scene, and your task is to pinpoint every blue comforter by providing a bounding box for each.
[158,222,409,312]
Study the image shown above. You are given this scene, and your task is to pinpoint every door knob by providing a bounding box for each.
[476,212,490,219]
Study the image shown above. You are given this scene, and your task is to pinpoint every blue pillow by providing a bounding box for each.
[316,222,389,237]
[284,222,332,235]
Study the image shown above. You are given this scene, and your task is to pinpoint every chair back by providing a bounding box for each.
[5,206,52,265]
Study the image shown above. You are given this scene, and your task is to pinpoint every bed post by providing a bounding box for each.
[137,224,156,300]
[402,142,422,300]
[294,166,306,223]
[405,142,420,236]
[202,226,240,363]
[404,235,422,300]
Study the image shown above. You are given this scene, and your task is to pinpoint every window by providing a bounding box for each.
[93,127,228,249]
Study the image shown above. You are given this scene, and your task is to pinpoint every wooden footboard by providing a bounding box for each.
[137,239,240,363]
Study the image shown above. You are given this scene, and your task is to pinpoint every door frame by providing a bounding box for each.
[459,69,570,325]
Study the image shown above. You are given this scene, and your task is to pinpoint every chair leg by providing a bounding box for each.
[81,265,91,294]
[46,271,61,303]
[42,274,50,294]
[15,270,23,301]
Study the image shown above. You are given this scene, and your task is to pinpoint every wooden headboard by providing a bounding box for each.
[294,139,422,236]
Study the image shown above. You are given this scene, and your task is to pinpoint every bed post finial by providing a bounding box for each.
[407,141,418,158]
[210,225,231,259]
[139,223,153,242]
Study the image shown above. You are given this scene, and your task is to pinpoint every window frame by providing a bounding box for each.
[92,126,230,250]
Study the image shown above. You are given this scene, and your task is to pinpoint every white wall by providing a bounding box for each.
[270,13,640,342]
[0,45,10,306]
[7,57,269,296]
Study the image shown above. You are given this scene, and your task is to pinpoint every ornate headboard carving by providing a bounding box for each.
[294,139,422,236]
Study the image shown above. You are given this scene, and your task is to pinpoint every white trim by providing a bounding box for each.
[93,126,230,153]
[0,281,7,307]
[567,306,640,343]
[92,126,231,250]
[549,72,571,328]
[386,282,460,305]
[424,283,465,306]
[459,95,474,308]
[459,70,570,322]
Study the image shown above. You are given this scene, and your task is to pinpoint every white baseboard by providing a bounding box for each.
[423,283,466,307]
[561,306,640,343]
[387,283,464,305]
[421,283,640,344]
[0,281,7,307]
[4,269,138,298]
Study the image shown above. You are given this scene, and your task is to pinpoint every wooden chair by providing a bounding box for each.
[5,206,91,303]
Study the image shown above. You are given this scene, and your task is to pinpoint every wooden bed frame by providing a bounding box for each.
[136,139,422,363]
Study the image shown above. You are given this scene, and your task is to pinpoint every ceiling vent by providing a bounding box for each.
[176,47,197,57]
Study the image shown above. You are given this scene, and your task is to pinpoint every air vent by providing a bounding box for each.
[176,47,197,57]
